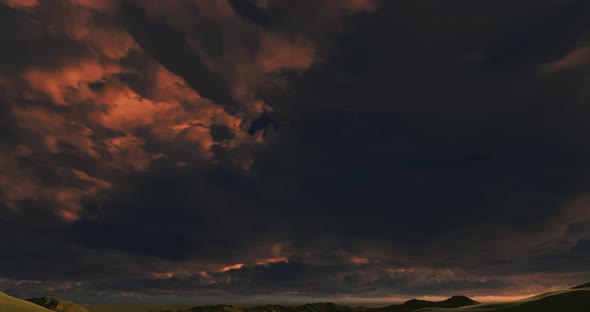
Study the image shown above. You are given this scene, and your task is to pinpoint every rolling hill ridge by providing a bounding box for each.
[2,282,589,312]
[417,283,590,312]
[372,295,479,312]
[0,291,52,312]
[26,296,90,312]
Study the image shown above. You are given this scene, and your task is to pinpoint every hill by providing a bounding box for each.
[297,303,357,312]
[187,305,243,312]
[418,287,590,312]
[0,291,53,312]
[572,282,590,289]
[7,281,590,312]
[181,299,477,312]
[184,303,355,312]
[244,304,292,312]
[372,296,479,312]
[26,296,90,312]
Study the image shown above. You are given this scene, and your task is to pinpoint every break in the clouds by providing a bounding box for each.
[1,0,590,303]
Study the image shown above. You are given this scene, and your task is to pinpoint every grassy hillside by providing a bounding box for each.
[0,291,53,312]
[27,296,90,312]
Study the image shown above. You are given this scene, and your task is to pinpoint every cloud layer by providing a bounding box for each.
[1,0,590,303]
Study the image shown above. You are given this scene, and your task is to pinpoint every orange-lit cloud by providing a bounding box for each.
[5,40,255,217]
[0,0,379,237]
[342,0,377,12]
[21,62,122,105]
[254,243,290,266]
[254,257,289,266]
[70,0,119,11]
[220,263,244,272]
[0,0,263,220]
[0,146,111,220]
[541,45,590,73]
[1,0,38,8]
[103,134,152,171]
[12,107,98,156]
[150,272,174,280]
[257,34,315,73]
[349,256,369,265]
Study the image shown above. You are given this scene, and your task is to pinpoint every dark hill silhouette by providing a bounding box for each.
[1,281,588,312]
[181,299,477,312]
[371,295,479,312]
[187,305,242,312]
[297,303,357,312]
[572,282,590,289]
[244,305,292,312]
[419,286,590,312]
[189,303,356,312]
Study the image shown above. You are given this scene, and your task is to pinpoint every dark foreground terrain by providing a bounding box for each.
[1,282,589,312]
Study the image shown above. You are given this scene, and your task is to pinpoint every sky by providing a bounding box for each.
[1,0,590,305]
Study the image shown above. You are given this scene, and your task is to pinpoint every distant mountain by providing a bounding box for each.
[371,295,479,312]
[0,291,52,312]
[26,296,90,312]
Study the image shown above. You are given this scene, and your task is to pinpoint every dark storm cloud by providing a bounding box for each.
[1,0,590,303]
[248,1,590,283]
[477,0,590,72]
[117,1,239,109]
[227,0,272,28]
[210,124,236,142]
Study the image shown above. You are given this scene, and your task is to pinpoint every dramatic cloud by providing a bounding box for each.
[1,0,590,304]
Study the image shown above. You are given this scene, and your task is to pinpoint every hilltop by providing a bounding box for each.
[371,296,479,312]
[26,296,90,312]
[572,282,590,289]
[0,291,52,312]
[243,304,292,312]
[187,305,243,312]
[297,302,358,312]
